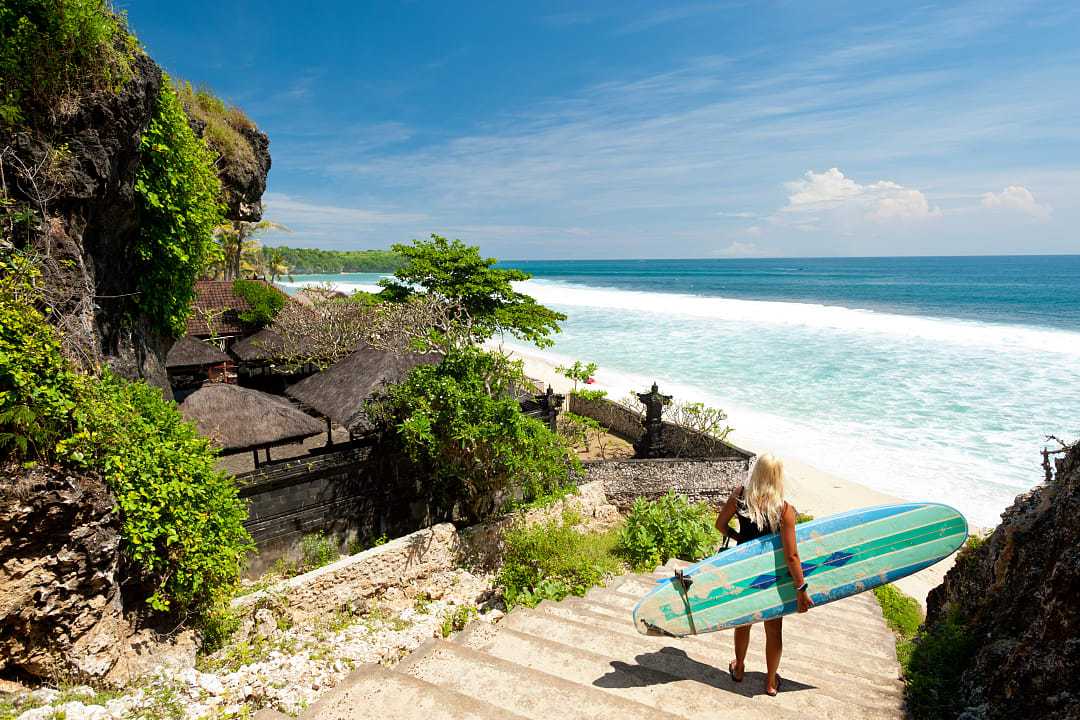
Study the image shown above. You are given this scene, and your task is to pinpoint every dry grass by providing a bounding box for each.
[173,79,259,174]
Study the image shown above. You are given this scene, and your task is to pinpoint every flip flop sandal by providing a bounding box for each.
[728,661,744,683]
[766,675,783,697]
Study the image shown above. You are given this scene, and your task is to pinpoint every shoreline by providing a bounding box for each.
[497,342,957,608]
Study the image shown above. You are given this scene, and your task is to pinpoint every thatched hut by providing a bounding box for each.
[179,384,324,467]
[286,345,440,435]
[230,327,287,363]
[165,336,232,389]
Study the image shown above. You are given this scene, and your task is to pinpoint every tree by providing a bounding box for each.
[378,234,566,347]
[212,219,289,280]
[265,248,290,282]
[555,360,598,393]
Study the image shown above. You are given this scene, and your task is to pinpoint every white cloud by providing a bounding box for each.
[263,193,426,228]
[717,210,757,218]
[781,168,940,223]
[716,240,762,257]
[980,185,1052,220]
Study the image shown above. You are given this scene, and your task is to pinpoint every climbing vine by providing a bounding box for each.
[134,77,224,336]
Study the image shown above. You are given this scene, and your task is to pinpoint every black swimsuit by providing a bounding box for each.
[734,486,788,541]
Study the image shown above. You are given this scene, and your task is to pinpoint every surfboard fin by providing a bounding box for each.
[672,569,693,592]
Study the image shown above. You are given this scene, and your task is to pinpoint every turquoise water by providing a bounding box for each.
[282,257,1080,527]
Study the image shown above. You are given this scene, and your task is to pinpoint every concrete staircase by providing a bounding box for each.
[300,560,904,720]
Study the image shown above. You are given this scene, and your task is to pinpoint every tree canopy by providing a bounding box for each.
[379,234,565,347]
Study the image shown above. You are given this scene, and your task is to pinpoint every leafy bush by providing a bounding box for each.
[496,512,624,610]
[135,79,224,336]
[555,360,597,392]
[617,491,722,571]
[373,347,580,523]
[557,411,600,450]
[0,0,138,125]
[873,584,923,666]
[574,389,608,401]
[0,252,80,459]
[233,279,286,326]
[439,604,478,637]
[379,234,565,347]
[58,371,252,611]
[904,610,977,719]
[299,532,340,570]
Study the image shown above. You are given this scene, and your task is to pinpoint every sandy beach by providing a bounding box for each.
[497,342,956,609]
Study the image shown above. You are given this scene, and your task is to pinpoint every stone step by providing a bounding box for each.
[395,639,681,720]
[459,623,788,720]
[480,618,899,720]
[514,605,903,701]
[579,590,898,663]
[302,663,527,720]
[551,597,901,675]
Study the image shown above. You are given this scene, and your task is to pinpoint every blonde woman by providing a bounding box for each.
[714,453,812,696]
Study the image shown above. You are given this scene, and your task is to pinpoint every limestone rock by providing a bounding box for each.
[0,465,130,680]
[925,440,1080,719]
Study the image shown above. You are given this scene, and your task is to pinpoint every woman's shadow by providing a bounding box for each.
[592,646,815,698]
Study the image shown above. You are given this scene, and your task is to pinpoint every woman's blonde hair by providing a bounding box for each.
[745,453,786,532]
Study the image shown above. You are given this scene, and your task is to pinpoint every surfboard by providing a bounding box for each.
[632,502,967,636]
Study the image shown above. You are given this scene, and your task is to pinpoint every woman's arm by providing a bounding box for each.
[780,504,813,613]
[715,489,742,542]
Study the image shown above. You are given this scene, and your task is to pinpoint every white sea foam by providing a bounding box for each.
[518,279,1080,357]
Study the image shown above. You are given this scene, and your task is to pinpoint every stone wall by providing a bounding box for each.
[567,394,754,460]
[583,457,748,510]
[236,443,427,576]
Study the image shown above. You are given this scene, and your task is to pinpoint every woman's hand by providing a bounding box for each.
[796,588,814,613]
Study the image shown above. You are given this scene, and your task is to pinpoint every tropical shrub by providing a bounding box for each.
[233,279,286,325]
[58,370,252,611]
[903,610,976,719]
[0,253,80,458]
[379,234,566,347]
[555,360,597,392]
[0,0,138,125]
[617,491,722,571]
[134,79,224,336]
[371,346,580,523]
[496,512,624,610]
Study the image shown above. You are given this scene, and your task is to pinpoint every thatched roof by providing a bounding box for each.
[178,384,324,453]
[230,328,286,362]
[166,336,230,369]
[292,286,347,307]
[286,345,440,430]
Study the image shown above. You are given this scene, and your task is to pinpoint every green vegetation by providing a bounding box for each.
[0,252,80,458]
[173,79,258,176]
[439,604,478,637]
[904,610,977,719]
[1,254,251,613]
[796,512,814,523]
[372,346,580,523]
[135,79,224,336]
[59,370,252,611]
[264,246,404,274]
[0,0,138,126]
[574,388,608,401]
[872,584,922,666]
[233,279,286,325]
[617,491,723,571]
[379,234,566,348]
[496,512,624,610]
[555,360,597,393]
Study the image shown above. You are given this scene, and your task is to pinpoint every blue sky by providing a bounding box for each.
[127,1,1080,259]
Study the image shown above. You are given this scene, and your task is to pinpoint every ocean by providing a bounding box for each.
[280,255,1080,527]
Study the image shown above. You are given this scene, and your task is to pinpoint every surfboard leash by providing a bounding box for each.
[672,569,698,634]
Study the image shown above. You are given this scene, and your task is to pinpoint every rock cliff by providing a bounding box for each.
[0,55,270,387]
[924,439,1080,719]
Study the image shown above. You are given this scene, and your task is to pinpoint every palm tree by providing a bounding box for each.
[213,219,290,280]
[266,249,291,283]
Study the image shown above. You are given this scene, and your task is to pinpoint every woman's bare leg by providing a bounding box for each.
[764,618,783,693]
[731,624,750,680]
